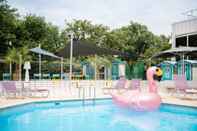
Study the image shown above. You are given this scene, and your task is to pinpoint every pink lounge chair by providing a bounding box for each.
[103,76,127,94]
[1,81,21,98]
[173,75,197,98]
[28,89,49,98]
[114,76,127,89]
[128,79,141,90]
[25,81,49,98]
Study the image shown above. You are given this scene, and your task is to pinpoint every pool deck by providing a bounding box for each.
[161,96,197,108]
[1,80,197,109]
[0,90,197,109]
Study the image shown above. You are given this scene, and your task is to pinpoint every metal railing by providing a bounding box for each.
[74,80,96,105]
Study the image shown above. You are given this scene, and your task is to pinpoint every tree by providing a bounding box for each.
[0,0,18,55]
[144,35,171,64]
[42,23,62,52]
[62,19,109,46]
[105,21,171,63]
[5,46,31,80]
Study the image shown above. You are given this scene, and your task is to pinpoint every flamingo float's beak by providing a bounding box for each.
[154,67,163,81]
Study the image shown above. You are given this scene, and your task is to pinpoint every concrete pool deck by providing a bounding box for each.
[0,89,197,109]
[0,80,197,109]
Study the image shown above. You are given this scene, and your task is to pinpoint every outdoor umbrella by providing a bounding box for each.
[151,46,197,75]
[30,47,63,80]
[24,61,31,81]
[56,39,129,80]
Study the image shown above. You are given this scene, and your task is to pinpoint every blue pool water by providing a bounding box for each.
[0,99,197,131]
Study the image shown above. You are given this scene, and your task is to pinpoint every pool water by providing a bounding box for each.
[0,99,197,131]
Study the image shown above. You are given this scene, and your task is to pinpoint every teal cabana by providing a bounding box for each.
[160,61,176,80]
[111,59,126,80]
[81,61,94,80]
[177,60,197,80]
[82,61,111,80]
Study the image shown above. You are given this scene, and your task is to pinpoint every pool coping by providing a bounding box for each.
[0,97,197,111]
[161,102,197,109]
[0,98,111,110]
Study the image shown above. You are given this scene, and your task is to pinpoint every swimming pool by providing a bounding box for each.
[0,99,197,131]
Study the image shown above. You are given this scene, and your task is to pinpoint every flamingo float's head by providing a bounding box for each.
[153,67,163,81]
[147,66,163,82]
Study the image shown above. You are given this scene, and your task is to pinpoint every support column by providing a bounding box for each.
[69,33,73,80]
[61,57,63,80]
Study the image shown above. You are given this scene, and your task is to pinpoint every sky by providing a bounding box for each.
[8,0,197,35]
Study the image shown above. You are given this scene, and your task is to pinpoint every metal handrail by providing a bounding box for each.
[77,81,96,105]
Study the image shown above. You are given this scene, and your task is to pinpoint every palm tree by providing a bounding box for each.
[5,46,31,80]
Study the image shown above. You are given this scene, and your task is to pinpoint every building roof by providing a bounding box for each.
[172,17,197,26]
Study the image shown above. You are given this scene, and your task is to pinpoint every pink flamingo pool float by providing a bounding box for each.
[111,66,163,111]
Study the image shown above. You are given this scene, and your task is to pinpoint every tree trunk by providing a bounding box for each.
[13,64,20,80]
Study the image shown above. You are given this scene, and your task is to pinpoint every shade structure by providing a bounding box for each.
[56,40,129,58]
[30,47,61,59]
[56,39,129,81]
[30,47,63,80]
[151,47,197,59]
[151,47,197,75]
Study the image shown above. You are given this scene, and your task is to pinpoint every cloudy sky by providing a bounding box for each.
[8,0,197,35]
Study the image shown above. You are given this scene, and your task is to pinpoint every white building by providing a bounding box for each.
[172,18,197,48]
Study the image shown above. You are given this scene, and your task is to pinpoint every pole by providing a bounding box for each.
[61,57,63,80]
[186,35,189,60]
[94,55,97,80]
[9,41,12,80]
[69,33,73,80]
[39,44,41,80]
[9,61,12,80]
[183,54,185,76]
[94,55,97,100]
[19,54,22,81]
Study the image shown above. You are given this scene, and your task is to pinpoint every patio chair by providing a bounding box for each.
[42,74,51,79]
[103,76,127,94]
[26,81,50,98]
[173,75,197,98]
[28,88,49,98]
[52,74,60,79]
[128,79,141,90]
[33,74,41,80]
[2,73,11,80]
[1,81,21,98]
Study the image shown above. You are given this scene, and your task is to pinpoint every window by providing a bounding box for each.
[189,34,197,47]
[176,36,187,47]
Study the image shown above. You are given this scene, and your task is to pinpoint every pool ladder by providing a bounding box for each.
[77,81,96,105]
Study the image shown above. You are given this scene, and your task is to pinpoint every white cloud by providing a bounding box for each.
[8,0,197,35]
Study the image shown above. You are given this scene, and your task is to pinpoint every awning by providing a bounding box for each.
[151,47,197,59]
